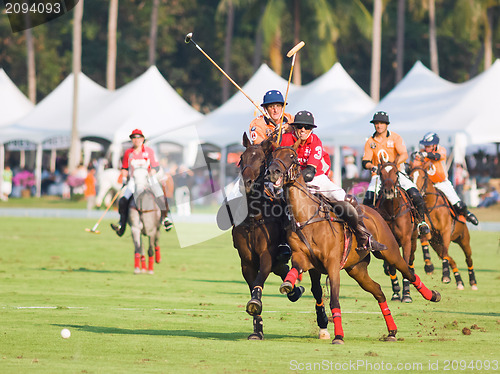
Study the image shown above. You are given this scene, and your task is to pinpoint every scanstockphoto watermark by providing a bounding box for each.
[289,359,499,371]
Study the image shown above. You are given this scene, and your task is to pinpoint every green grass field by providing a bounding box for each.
[0,217,499,373]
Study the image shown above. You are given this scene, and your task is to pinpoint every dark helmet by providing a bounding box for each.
[291,110,316,128]
[419,132,440,147]
[261,90,285,107]
[370,111,390,124]
[129,129,145,139]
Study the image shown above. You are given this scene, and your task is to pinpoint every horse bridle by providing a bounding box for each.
[377,162,413,220]
[410,165,448,213]
[269,146,301,184]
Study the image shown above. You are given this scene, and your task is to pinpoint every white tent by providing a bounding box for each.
[0,68,34,128]
[80,65,203,145]
[296,62,376,141]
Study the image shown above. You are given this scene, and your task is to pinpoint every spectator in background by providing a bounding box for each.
[453,163,469,201]
[477,186,499,208]
[343,155,359,180]
[1,165,13,201]
[84,166,97,210]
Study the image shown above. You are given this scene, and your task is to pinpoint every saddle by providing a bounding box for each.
[434,190,466,224]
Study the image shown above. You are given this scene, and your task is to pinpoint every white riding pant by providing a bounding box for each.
[307,174,346,201]
[434,179,460,205]
[123,173,164,199]
[367,171,416,194]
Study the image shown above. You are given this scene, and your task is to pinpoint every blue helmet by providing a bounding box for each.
[420,132,440,147]
[261,90,285,107]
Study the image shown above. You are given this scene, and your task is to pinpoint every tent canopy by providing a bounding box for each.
[0,68,34,128]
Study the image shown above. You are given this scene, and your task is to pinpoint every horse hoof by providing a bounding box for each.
[248,332,263,340]
[287,286,305,302]
[332,336,345,345]
[148,270,154,275]
[279,281,293,294]
[456,282,465,291]
[385,335,397,342]
[319,328,330,340]
[431,291,441,302]
[246,299,262,316]
[391,293,401,301]
[471,284,478,291]
[134,267,141,274]
[424,264,434,274]
[141,268,147,274]
[401,295,413,303]
[441,276,451,284]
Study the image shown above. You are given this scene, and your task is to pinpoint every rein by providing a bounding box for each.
[377,167,413,221]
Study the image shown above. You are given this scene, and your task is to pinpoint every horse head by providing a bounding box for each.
[267,140,301,189]
[132,167,150,194]
[240,133,272,195]
[378,161,399,200]
[409,160,431,196]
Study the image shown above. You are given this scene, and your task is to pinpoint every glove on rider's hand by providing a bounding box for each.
[302,165,316,183]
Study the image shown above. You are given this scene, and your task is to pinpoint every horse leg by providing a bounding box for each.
[246,249,273,316]
[326,264,344,344]
[401,232,418,303]
[129,210,143,274]
[309,269,330,340]
[346,257,397,341]
[399,236,414,303]
[272,262,304,302]
[454,228,477,290]
[248,315,264,340]
[420,237,434,274]
[383,260,401,301]
[154,220,161,264]
[430,235,452,284]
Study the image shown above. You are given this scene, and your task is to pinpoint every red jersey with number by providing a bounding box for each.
[280,133,331,176]
[121,145,159,173]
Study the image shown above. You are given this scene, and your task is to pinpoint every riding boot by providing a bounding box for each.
[156,196,173,231]
[276,243,292,264]
[407,187,430,235]
[110,196,130,237]
[453,201,479,226]
[363,191,375,208]
[330,196,387,252]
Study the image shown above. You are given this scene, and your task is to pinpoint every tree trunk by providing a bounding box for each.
[370,0,382,102]
[269,29,282,76]
[68,0,84,173]
[395,0,405,83]
[149,0,160,66]
[252,5,265,73]
[429,0,439,74]
[222,0,234,103]
[292,0,301,85]
[25,28,36,103]
[483,7,493,70]
[107,0,119,90]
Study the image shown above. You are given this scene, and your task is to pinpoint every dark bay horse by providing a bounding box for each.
[229,133,315,340]
[375,161,421,303]
[267,145,440,344]
[128,167,162,274]
[409,164,477,290]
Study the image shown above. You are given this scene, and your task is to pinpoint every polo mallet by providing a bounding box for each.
[85,186,124,234]
[278,41,305,145]
[185,32,276,126]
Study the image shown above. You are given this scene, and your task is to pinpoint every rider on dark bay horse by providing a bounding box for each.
[362,111,431,235]
[111,129,173,237]
[280,110,386,252]
[415,132,478,226]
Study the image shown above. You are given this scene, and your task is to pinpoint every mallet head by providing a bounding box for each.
[185,32,193,44]
[286,41,305,58]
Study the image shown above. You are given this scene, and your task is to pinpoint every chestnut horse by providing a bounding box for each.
[267,145,440,344]
[375,161,420,303]
[409,164,477,290]
[230,133,315,340]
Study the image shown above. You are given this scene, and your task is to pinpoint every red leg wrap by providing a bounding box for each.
[134,253,140,268]
[148,256,154,271]
[141,255,146,270]
[331,308,344,338]
[155,246,161,263]
[378,301,397,331]
[284,268,300,286]
[411,274,433,300]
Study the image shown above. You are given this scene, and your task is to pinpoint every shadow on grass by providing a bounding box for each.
[37,267,127,274]
[434,310,500,317]
[52,323,311,341]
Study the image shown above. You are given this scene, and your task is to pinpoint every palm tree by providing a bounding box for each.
[68,0,84,173]
[428,0,439,74]
[395,0,405,83]
[218,0,235,102]
[107,0,119,90]
[148,0,160,66]
[25,28,36,103]
[371,0,383,102]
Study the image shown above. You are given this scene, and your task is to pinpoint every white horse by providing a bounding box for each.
[128,167,162,274]
[96,168,122,208]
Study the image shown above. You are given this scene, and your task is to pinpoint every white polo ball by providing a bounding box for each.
[61,328,71,339]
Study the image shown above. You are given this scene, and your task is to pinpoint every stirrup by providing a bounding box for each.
[356,236,387,252]
[110,223,125,237]
[276,243,292,264]
[417,221,430,235]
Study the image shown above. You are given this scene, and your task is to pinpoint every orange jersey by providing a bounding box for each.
[363,131,408,174]
[249,113,293,144]
[422,145,448,183]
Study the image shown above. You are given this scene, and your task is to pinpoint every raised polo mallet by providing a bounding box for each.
[85,186,124,234]
[185,32,276,126]
[278,41,305,144]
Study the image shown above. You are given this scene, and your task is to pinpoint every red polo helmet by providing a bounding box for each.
[129,129,145,139]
